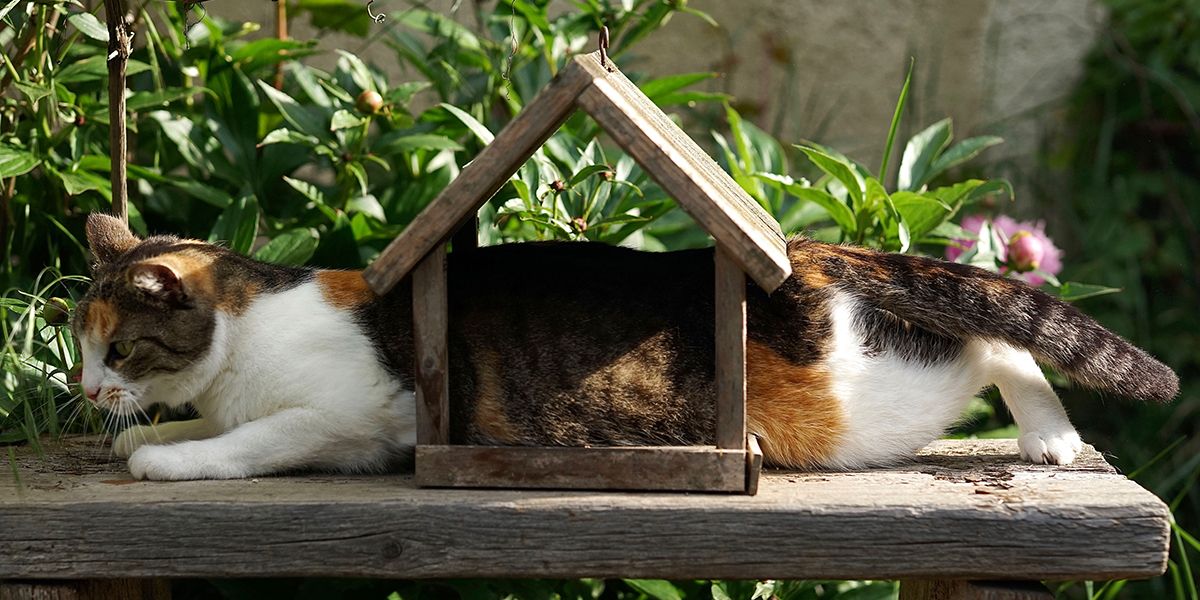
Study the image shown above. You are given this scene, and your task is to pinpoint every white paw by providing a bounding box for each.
[113,425,158,458]
[1018,429,1083,465]
[128,445,191,480]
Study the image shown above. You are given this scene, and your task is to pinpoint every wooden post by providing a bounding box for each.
[412,245,449,445]
[714,246,746,451]
[898,581,1052,600]
[103,0,131,225]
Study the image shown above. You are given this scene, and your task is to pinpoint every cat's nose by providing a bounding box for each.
[84,386,100,401]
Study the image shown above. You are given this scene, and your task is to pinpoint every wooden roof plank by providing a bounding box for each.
[0,439,1169,581]
[573,53,791,292]
[362,60,594,294]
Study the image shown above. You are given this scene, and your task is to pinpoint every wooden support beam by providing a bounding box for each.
[714,246,746,451]
[0,579,169,600]
[363,62,593,294]
[416,445,746,492]
[412,246,449,445]
[898,580,1052,600]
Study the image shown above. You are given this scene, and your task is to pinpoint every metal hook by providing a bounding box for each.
[367,0,386,24]
[599,25,610,69]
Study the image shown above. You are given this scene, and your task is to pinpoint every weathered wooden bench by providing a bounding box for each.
[0,437,1170,600]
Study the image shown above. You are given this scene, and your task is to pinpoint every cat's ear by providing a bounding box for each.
[86,213,139,265]
[128,262,187,304]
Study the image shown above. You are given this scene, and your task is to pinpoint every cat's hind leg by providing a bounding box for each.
[113,418,217,458]
[987,342,1083,465]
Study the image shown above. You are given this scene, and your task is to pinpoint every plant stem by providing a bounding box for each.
[273,0,287,90]
[0,9,62,94]
[104,0,132,224]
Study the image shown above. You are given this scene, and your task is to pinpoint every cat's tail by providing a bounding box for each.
[790,238,1179,402]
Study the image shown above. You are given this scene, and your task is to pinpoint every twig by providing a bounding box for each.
[103,0,132,225]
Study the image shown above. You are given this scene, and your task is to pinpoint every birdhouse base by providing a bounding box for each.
[414,435,763,494]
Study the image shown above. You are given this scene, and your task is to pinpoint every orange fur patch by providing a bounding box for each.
[316,270,375,310]
[85,299,119,340]
[472,349,520,443]
[746,341,844,468]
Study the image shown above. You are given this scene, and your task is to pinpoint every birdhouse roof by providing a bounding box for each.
[362,51,792,294]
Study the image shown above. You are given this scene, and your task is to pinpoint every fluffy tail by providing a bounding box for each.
[791,238,1179,402]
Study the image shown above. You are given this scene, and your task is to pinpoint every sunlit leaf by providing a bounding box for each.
[253,228,319,266]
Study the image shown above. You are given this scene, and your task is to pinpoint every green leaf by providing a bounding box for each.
[292,0,372,37]
[330,109,366,131]
[0,144,40,178]
[67,12,109,42]
[568,164,612,188]
[260,128,321,147]
[124,163,234,208]
[640,72,717,100]
[891,191,952,239]
[796,144,864,208]
[347,194,385,221]
[898,118,952,191]
[335,49,378,94]
[253,228,319,266]
[283,176,328,206]
[231,39,317,73]
[879,58,914,182]
[393,9,481,51]
[126,87,201,112]
[257,81,328,138]
[14,81,52,104]
[757,173,857,234]
[1058,282,1123,302]
[441,103,494,144]
[209,196,260,255]
[56,55,151,84]
[0,0,23,23]
[51,168,106,196]
[928,135,1003,181]
[376,133,462,154]
[385,81,431,105]
[623,580,682,600]
[711,583,733,600]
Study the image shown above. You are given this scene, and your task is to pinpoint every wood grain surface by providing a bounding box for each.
[415,445,746,492]
[0,438,1169,581]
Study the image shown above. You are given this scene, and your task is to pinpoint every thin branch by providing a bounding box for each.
[104,0,133,225]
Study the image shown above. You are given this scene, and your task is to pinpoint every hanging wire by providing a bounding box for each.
[366,0,386,24]
[500,0,517,101]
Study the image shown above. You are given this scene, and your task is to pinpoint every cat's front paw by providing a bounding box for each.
[1018,429,1083,465]
[113,424,157,458]
[128,444,211,481]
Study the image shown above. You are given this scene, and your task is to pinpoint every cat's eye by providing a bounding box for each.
[111,340,135,359]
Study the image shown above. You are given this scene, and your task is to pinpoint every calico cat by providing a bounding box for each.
[72,214,1178,480]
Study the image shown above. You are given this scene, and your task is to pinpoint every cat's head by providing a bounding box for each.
[72,214,226,415]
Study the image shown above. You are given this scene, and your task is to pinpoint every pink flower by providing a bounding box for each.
[945,214,1062,285]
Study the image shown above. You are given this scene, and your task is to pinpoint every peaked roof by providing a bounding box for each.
[362,51,791,294]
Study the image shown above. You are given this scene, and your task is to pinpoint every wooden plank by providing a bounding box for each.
[0,579,170,600]
[362,61,594,295]
[573,52,791,292]
[714,246,746,451]
[0,439,1170,581]
[415,446,746,492]
[745,433,763,495]
[899,580,1052,600]
[412,246,449,445]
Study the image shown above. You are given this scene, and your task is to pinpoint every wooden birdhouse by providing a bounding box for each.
[361,50,791,495]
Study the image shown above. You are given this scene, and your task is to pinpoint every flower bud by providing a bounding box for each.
[1007,230,1044,273]
[355,90,384,115]
[42,297,71,327]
